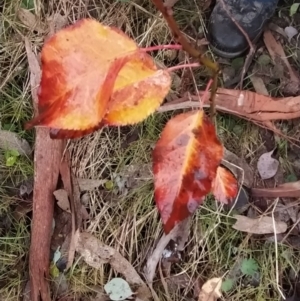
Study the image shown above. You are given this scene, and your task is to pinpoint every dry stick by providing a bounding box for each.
[167,62,200,72]
[140,44,182,52]
[150,0,219,120]
[271,199,286,300]
[224,45,257,88]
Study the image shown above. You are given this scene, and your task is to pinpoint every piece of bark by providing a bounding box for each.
[158,88,300,140]
[251,181,300,198]
[29,129,65,301]
[25,38,66,301]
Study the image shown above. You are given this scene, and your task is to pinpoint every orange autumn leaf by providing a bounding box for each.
[153,110,223,234]
[103,49,171,126]
[211,166,238,204]
[25,19,171,139]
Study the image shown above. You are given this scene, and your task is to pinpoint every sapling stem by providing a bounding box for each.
[140,44,182,52]
[167,62,200,72]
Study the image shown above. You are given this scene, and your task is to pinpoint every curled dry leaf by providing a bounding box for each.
[77,178,106,191]
[232,215,287,234]
[53,189,71,213]
[75,231,151,300]
[153,110,223,234]
[257,149,279,180]
[198,277,222,301]
[25,19,171,139]
[17,8,45,33]
[211,166,238,204]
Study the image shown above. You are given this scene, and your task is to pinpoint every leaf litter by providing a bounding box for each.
[257,149,279,180]
[104,278,133,301]
[10,2,300,300]
[0,130,32,157]
[53,189,71,213]
[198,277,222,301]
[74,231,151,300]
[232,215,287,234]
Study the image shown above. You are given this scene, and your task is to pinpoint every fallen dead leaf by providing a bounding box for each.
[51,273,69,299]
[232,215,287,234]
[276,200,299,226]
[222,147,254,188]
[144,218,190,285]
[81,205,90,220]
[23,280,31,301]
[19,178,34,197]
[77,178,106,191]
[250,75,269,96]
[263,29,299,83]
[284,26,298,42]
[166,273,202,299]
[46,13,68,37]
[0,130,32,156]
[91,292,110,301]
[251,181,300,198]
[268,23,288,39]
[12,200,32,221]
[75,231,151,300]
[257,149,279,180]
[53,189,71,213]
[198,277,222,301]
[17,8,45,33]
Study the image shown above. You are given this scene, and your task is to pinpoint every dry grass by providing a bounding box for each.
[1,0,299,300]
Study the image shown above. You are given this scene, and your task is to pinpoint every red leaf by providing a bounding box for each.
[211,166,238,204]
[153,110,223,234]
[27,55,130,139]
[25,19,171,138]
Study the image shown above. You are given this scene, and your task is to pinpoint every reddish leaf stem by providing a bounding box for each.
[167,62,200,72]
[140,44,182,52]
[201,78,213,104]
[150,0,219,120]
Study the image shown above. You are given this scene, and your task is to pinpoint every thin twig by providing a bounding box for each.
[238,45,257,89]
[271,199,286,300]
[140,44,182,52]
[167,62,200,72]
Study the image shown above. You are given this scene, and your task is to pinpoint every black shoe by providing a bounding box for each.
[207,0,279,58]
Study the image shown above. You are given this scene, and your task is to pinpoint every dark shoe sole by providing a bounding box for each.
[209,31,261,58]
